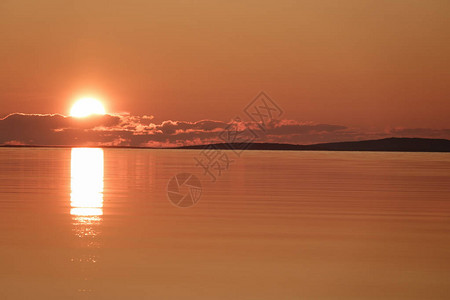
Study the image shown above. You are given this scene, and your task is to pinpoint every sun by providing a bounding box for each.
[70,97,106,118]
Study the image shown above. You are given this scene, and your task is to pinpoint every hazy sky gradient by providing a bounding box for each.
[1,0,449,132]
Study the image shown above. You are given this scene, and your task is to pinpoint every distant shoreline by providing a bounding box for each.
[1,137,450,152]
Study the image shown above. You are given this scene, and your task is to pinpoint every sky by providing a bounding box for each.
[0,0,449,146]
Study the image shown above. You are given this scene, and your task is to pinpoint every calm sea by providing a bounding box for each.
[1,148,449,299]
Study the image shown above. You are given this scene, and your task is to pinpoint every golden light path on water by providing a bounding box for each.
[70,148,104,217]
[70,148,104,294]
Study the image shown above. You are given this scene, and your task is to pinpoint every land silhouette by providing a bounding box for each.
[177,138,450,152]
[1,138,450,152]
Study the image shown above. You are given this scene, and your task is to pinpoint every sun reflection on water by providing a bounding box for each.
[70,148,104,293]
[70,147,103,239]
[71,148,104,218]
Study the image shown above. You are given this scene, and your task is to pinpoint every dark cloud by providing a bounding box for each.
[0,113,121,146]
[152,120,228,135]
[0,113,449,147]
[265,120,347,136]
[387,128,450,139]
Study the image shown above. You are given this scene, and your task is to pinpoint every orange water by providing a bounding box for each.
[1,148,449,299]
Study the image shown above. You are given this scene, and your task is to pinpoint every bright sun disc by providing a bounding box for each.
[70,97,106,118]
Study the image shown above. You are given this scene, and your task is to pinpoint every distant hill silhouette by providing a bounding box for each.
[176,138,450,152]
[1,138,450,152]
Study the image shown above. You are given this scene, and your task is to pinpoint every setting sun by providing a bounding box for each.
[70,97,106,118]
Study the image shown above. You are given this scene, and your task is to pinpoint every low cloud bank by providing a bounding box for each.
[0,113,449,147]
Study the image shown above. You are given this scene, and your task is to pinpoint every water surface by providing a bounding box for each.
[0,148,449,299]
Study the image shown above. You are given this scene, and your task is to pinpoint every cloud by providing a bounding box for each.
[0,113,122,146]
[387,127,450,139]
[0,113,449,147]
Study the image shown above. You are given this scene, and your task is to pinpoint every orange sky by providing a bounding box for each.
[1,0,449,131]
